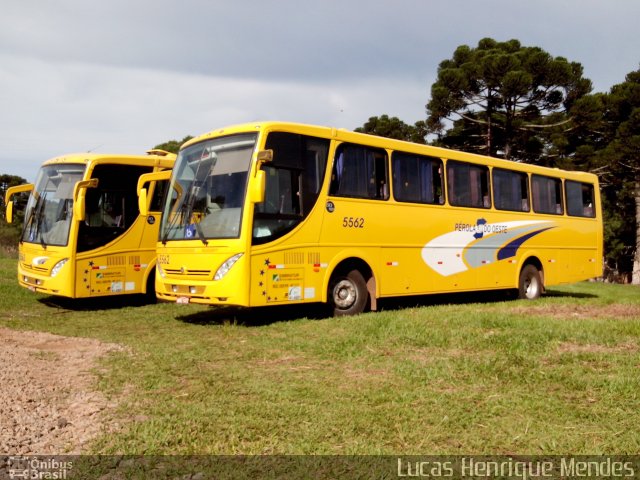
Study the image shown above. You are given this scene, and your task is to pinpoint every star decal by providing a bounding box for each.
[264,258,271,266]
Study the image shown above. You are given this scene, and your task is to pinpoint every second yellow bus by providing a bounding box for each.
[5,150,174,299]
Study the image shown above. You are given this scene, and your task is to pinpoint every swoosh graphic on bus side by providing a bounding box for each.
[496,227,555,261]
[463,223,555,269]
[421,220,555,277]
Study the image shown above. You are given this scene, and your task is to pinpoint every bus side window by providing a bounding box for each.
[391,151,444,205]
[330,143,388,200]
[446,160,490,209]
[532,174,564,215]
[565,180,595,218]
[493,168,530,212]
[149,180,169,212]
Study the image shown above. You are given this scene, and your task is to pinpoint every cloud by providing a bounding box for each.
[0,53,429,180]
[1,0,639,181]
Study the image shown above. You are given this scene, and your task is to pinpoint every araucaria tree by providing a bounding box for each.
[356,115,428,144]
[153,136,194,154]
[426,38,592,162]
[598,68,640,283]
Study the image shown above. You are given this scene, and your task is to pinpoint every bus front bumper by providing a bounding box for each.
[17,265,74,297]
[155,280,248,306]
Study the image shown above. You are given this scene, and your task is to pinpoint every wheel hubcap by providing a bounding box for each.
[524,275,539,299]
[333,280,357,308]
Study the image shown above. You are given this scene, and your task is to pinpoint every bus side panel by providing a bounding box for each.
[380,246,432,295]
[248,252,308,305]
[249,247,384,308]
[568,218,602,283]
[315,198,602,298]
[319,198,438,296]
[137,210,164,294]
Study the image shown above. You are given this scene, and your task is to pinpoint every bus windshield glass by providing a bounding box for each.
[22,164,85,246]
[160,133,257,242]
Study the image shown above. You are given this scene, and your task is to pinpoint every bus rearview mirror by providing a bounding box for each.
[257,149,273,164]
[136,170,172,216]
[6,202,14,224]
[250,150,271,204]
[138,188,149,216]
[73,190,87,222]
[250,170,266,204]
[4,183,35,224]
[72,178,99,222]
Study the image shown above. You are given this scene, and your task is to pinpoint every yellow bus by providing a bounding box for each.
[143,122,602,315]
[4,150,175,299]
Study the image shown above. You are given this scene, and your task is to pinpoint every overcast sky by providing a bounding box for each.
[1,0,639,181]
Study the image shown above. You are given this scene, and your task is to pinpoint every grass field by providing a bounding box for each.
[1,252,639,455]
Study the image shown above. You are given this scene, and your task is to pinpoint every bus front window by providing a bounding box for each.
[22,164,85,247]
[160,133,258,242]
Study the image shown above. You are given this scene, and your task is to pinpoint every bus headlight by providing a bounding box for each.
[157,263,166,279]
[214,253,243,281]
[50,258,68,277]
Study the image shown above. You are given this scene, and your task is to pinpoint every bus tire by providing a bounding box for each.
[518,264,542,300]
[145,269,157,303]
[329,269,368,316]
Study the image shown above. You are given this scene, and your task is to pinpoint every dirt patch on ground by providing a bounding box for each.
[556,340,638,354]
[512,304,640,320]
[0,328,125,454]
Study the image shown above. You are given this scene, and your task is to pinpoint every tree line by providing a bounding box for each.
[356,38,639,284]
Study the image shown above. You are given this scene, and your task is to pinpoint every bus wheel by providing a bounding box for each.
[518,265,542,300]
[329,269,368,316]
[145,270,157,303]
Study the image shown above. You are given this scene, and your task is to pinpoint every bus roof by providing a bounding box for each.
[182,121,598,183]
[42,150,176,170]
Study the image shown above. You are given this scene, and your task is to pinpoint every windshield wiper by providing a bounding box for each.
[23,176,54,248]
[23,194,46,247]
[35,192,49,249]
[193,221,208,246]
[161,191,210,246]
[181,190,209,247]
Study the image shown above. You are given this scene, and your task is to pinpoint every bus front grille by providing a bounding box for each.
[164,268,211,277]
[22,263,47,273]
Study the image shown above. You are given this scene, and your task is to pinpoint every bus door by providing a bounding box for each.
[74,164,154,297]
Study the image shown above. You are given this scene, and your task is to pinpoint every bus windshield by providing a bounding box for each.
[160,133,257,242]
[22,164,85,247]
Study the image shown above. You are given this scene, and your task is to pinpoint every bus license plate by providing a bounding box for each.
[176,297,190,304]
